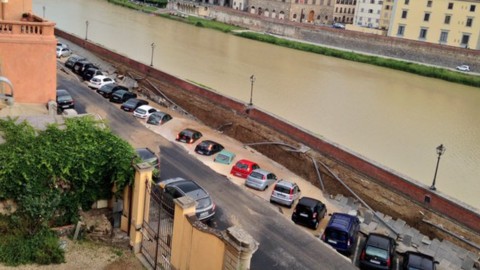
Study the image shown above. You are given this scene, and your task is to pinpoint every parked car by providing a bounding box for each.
[56,89,74,113]
[176,128,203,144]
[87,75,115,89]
[65,54,86,69]
[147,111,172,125]
[72,60,98,76]
[57,42,68,48]
[402,251,438,270]
[359,233,396,270]
[157,177,216,221]
[321,212,361,255]
[109,89,137,103]
[245,168,277,191]
[194,140,224,156]
[291,197,326,229]
[97,84,129,98]
[270,180,301,208]
[135,147,160,182]
[56,46,72,58]
[121,98,149,112]
[82,68,103,81]
[214,149,236,165]
[456,64,470,72]
[230,159,260,178]
[133,105,157,119]
[333,22,346,29]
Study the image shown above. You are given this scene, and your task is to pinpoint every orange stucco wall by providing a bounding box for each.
[0,0,32,21]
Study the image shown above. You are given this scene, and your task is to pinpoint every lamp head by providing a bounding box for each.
[436,144,446,156]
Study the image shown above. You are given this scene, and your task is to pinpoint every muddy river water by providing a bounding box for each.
[33,0,480,209]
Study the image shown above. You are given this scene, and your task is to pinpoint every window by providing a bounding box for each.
[448,2,453,9]
[397,25,405,36]
[439,31,448,43]
[466,18,473,27]
[361,8,364,12]
[404,0,409,4]
[470,5,476,12]
[419,28,428,39]
[461,34,470,47]
[401,10,408,19]
[370,0,374,3]
[369,9,373,13]
[444,15,451,24]
[386,5,390,10]
[424,13,430,22]
[427,1,432,7]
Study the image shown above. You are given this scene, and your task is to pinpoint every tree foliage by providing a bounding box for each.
[0,116,135,233]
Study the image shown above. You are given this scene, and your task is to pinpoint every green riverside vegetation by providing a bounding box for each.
[105,0,480,88]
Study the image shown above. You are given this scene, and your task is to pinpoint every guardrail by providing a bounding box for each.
[0,20,55,36]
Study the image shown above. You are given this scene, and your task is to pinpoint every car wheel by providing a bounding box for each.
[287,202,293,209]
[313,220,319,230]
[263,185,268,191]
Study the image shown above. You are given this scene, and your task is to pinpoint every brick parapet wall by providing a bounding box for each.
[55,28,479,236]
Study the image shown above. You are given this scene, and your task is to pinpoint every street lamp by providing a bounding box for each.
[150,42,155,67]
[248,74,255,106]
[430,144,446,191]
[42,6,45,18]
[85,20,89,40]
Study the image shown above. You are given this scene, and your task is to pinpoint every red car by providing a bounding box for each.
[230,159,260,178]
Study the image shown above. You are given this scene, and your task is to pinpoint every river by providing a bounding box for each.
[33,0,480,210]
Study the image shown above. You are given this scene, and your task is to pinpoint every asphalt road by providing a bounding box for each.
[57,68,356,270]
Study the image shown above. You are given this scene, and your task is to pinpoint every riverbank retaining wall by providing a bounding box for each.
[54,29,480,252]
[208,6,480,71]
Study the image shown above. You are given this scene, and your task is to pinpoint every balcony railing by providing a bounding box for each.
[0,16,55,36]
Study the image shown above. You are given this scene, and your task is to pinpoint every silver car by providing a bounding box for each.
[270,180,301,208]
[245,169,277,191]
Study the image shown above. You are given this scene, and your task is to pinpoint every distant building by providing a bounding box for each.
[353,0,383,29]
[388,0,480,49]
[333,0,356,24]
[0,0,56,104]
[378,0,393,30]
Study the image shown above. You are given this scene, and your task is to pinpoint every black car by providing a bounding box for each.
[97,84,128,98]
[109,89,137,103]
[359,233,396,270]
[135,147,160,182]
[72,60,98,76]
[120,98,149,112]
[194,140,224,156]
[291,197,327,229]
[176,128,203,144]
[156,177,216,221]
[147,111,173,126]
[82,68,103,81]
[65,54,86,69]
[402,251,437,270]
[56,89,75,113]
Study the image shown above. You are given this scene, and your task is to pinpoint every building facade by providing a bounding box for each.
[0,0,56,104]
[333,0,356,24]
[353,0,383,28]
[388,0,480,49]
[247,0,334,24]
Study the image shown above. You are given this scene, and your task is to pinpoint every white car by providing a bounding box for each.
[56,46,72,58]
[133,105,158,119]
[87,75,115,89]
[456,65,470,72]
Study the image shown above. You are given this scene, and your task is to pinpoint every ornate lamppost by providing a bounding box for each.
[430,144,446,191]
[150,43,155,67]
[248,74,255,106]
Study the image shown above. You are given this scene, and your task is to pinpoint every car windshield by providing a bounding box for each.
[136,108,146,114]
[274,185,291,193]
[216,154,229,162]
[250,171,264,180]
[57,95,72,102]
[325,228,348,241]
[295,204,312,214]
[365,246,388,260]
[236,162,248,170]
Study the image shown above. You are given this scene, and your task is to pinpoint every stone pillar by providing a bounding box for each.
[128,162,153,253]
[222,226,259,270]
[170,196,197,270]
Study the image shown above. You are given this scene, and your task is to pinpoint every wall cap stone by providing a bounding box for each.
[174,196,196,209]
[226,226,259,250]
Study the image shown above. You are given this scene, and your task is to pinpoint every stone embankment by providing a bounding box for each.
[54,27,479,258]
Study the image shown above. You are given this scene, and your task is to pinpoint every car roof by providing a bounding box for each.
[56,89,70,96]
[135,148,156,160]
[251,168,271,175]
[365,233,394,249]
[113,89,128,95]
[199,140,219,145]
[327,212,359,230]
[181,128,200,134]
[298,197,321,207]
[405,251,435,268]
[276,179,297,188]
[92,75,110,80]
[159,177,209,200]
[136,105,154,110]
[151,111,168,117]
[236,159,257,166]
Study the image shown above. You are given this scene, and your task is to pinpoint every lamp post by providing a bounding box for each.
[85,20,89,40]
[248,74,255,106]
[150,42,155,67]
[430,144,446,191]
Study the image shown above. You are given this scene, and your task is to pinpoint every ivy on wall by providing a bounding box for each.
[0,116,136,232]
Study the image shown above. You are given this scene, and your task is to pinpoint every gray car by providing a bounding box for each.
[245,169,277,191]
[270,180,301,208]
[158,177,216,221]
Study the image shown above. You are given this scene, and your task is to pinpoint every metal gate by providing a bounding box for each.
[140,183,175,270]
